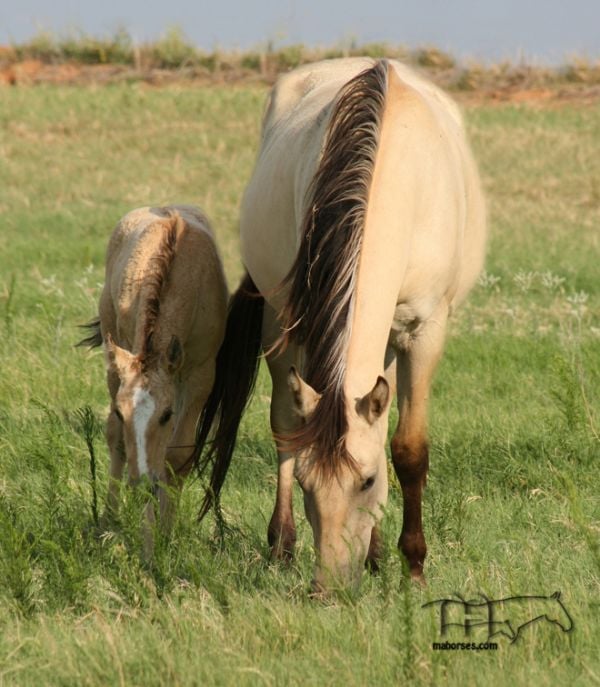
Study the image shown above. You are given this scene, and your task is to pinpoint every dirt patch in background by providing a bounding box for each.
[1,58,599,106]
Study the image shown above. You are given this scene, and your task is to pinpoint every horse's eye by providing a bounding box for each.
[114,408,123,422]
[361,475,376,492]
[159,408,173,426]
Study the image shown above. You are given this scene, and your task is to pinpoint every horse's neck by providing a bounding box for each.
[343,95,414,399]
[343,243,399,399]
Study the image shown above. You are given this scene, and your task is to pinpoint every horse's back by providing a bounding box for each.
[263,58,462,133]
[242,58,485,311]
[100,205,227,359]
[108,205,214,253]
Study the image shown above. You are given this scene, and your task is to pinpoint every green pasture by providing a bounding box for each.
[0,85,598,685]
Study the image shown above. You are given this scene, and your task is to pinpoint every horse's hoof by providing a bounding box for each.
[269,545,295,564]
[410,572,427,588]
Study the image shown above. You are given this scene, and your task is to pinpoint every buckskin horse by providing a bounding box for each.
[195,58,486,591]
[80,205,228,559]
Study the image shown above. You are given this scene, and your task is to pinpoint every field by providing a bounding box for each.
[0,82,599,686]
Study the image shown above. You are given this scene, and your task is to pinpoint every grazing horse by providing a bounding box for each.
[195,58,486,590]
[79,205,227,558]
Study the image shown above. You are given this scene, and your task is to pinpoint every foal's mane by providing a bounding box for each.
[276,59,389,479]
[139,211,183,368]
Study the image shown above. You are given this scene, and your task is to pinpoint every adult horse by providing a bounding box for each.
[80,205,228,559]
[195,58,486,590]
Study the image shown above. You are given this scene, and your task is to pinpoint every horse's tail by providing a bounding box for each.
[194,272,264,520]
[76,316,102,348]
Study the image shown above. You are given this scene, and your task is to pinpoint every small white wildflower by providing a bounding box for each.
[478,271,502,291]
[513,270,537,292]
[40,274,64,297]
[540,271,565,291]
[566,291,589,306]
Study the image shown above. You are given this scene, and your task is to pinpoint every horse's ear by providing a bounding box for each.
[551,591,561,600]
[104,333,134,377]
[164,335,184,374]
[357,376,390,424]
[288,366,321,419]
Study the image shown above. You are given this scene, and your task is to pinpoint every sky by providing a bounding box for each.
[1,0,599,64]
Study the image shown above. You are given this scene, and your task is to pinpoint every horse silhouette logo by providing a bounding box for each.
[422,591,574,643]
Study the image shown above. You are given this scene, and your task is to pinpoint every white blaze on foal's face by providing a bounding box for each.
[105,334,182,484]
[132,386,156,477]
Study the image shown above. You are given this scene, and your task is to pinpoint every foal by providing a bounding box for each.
[80,205,227,558]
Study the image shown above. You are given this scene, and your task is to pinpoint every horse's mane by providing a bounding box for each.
[275,59,389,479]
[139,211,183,368]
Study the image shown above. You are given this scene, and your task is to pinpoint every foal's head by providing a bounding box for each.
[105,333,183,484]
[287,367,391,593]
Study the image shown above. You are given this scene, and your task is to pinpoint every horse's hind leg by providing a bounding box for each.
[263,306,300,561]
[391,306,448,582]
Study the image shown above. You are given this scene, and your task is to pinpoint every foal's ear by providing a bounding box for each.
[104,333,135,376]
[357,376,390,424]
[288,366,321,419]
[164,335,184,375]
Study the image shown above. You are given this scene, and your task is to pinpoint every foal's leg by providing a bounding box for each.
[391,307,448,582]
[102,369,125,526]
[263,306,300,561]
[161,366,214,535]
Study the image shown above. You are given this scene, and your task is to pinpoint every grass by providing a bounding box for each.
[0,83,598,685]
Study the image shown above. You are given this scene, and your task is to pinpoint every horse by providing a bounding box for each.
[194,58,486,591]
[79,205,228,558]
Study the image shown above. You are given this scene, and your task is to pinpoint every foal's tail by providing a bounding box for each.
[194,272,264,520]
[76,316,102,348]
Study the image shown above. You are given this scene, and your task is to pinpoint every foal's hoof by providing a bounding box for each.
[269,543,295,564]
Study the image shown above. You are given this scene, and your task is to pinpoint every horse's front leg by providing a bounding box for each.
[267,446,297,562]
[101,380,125,528]
[263,306,300,561]
[391,307,448,583]
[160,366,215,536]
[365,347,397,573]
